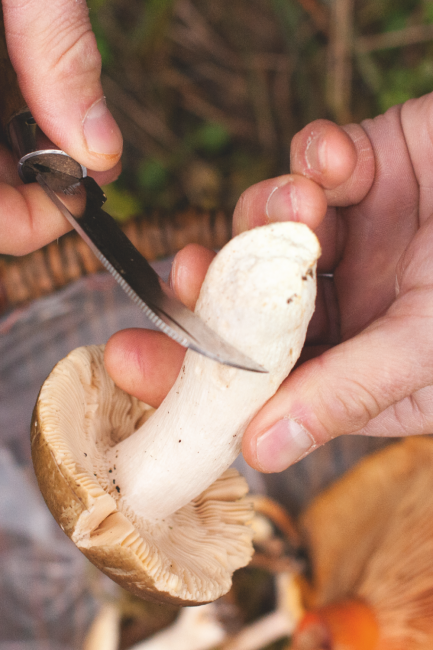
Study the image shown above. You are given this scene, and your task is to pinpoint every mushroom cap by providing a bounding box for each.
[31,345,254,605]
[300,437,433,648]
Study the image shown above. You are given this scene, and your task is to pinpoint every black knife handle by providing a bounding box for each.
[0,6,27,134]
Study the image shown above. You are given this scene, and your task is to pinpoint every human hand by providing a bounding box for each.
[1,0,122,256]
[106,94,433,473]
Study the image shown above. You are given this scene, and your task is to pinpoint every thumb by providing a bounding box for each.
[3,0,122,170]
[242,220,433,473]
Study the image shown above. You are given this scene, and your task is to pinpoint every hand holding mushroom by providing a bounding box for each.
[107,95,433,473]
[32,221,320,604]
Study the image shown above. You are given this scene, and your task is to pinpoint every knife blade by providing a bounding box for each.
[0,12,265,372]
[30,162,266,372]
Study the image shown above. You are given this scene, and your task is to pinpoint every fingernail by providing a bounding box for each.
[256,419,315,472]
[266,181,298,222]
[83,97,123,156]
[305,133,325,174]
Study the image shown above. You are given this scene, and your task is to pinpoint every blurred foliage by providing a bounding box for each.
[378,58,433,111]
[102,183,142,222]
[85,0,433,219]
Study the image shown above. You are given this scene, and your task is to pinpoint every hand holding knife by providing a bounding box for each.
[0,12,265,373]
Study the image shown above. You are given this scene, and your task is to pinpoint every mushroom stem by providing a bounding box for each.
[221,571,302,650]
[83,603,121,650]
[109,223,320,521]
[130,603,226,650]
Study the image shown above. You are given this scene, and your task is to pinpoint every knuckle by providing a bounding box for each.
[332,380,381,427]
[313,357,382,438]
[38,9,101,85]
[52,30,101,85]
[388,388,433,436]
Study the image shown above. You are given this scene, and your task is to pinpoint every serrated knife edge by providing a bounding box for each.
[36,170,267,373]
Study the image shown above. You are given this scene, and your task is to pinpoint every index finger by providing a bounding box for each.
[290,120,375,207]
[232,120,371,241]
[232,173,328,236]
[0,142,121,255]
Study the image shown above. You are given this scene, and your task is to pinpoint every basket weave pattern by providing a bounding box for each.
[0,209,231,314]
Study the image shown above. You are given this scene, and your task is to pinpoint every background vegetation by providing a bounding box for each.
[86,0,433,220]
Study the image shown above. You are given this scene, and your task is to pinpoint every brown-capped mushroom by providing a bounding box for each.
[31,222,320,605]
[292,436,433,649]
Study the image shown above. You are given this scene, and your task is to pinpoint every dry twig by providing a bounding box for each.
[356,23,433,53]
[326,0,355,124]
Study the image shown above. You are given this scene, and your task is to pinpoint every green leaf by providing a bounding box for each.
[94,31,113,67]
[383,10,409,32]
[378,60,433,112]
[191,123,231,154]
[87,0,109,11]
[135,0,176,52]
[87,3,113,66]
[137,159,170,192]
[271,0,301,34]
[101,183,142,223]
[424,0,433,23]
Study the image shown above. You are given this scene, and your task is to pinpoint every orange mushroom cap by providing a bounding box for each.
[292,599,379,650]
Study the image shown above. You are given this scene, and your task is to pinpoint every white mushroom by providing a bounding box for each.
[31,222,320,605]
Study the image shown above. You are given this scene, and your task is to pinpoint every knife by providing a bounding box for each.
[0,18,265,372]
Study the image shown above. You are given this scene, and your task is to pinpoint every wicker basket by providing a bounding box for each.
[0,208,231,314]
